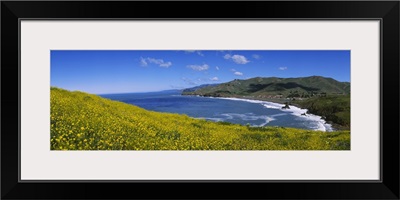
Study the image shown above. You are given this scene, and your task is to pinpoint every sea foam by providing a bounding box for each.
[219,113,276,127]
[216,97,333,132]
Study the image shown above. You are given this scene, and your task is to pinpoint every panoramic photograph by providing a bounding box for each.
[50,50,350,150]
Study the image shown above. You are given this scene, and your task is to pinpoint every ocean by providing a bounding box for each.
[101,90,333,132]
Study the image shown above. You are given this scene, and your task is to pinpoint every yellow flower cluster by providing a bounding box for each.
[50,87,350,150]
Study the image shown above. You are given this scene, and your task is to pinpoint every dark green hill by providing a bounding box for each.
[182,84,218,93]
[182,76,351,129]
[182,76,350,98]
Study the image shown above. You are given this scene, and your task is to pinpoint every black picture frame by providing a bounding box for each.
[2,1,399,199]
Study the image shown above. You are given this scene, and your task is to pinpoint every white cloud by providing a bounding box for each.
[231,55,250,64]
[234,71,243,76]
[224,54,250,64]
[187,64,209,71]
[185,50,204,56]
[147,58,167,66]
[140,57,172,68]
[159,62,172,68]
[279,67,288,70]
[216,66,220,70]
[210,77,219,81]
[140,57,148,67]
[252,54,261,59]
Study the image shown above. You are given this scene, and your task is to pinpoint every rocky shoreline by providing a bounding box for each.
[182,94,350,131]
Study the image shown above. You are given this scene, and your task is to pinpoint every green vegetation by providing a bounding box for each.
[182,76,351,129]
[51,87,350,150]
[295,95,351,129]
[182,76,350,97]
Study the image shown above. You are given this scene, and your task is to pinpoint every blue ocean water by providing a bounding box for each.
[100,90,332,131]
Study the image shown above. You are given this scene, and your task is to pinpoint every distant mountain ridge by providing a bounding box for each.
[182,76,350,98]
[182,84,219,93]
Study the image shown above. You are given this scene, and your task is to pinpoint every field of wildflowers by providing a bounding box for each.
[50,87,350,150]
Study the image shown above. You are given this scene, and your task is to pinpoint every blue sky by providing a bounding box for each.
[51,50,350,94]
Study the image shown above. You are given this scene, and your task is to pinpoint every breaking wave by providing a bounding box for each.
[216,97,333,132]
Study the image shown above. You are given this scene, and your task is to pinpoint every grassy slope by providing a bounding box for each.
[50,87,350,150]
[295,95,351,129]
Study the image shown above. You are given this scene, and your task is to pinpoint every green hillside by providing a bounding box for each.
[296,95,351,129]
[182,76,351,129]
[50,87,350,150]
[182,76,350,98]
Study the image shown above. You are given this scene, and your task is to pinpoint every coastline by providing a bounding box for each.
[187,95,334,132]
[228,97,350,131]
[184,94,350,131]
